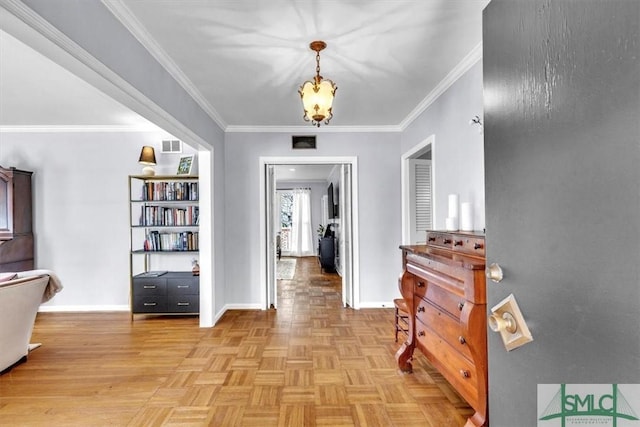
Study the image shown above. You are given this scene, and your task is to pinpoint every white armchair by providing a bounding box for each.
[0,272,61,374]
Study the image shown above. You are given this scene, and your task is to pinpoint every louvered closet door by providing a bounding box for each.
[409,159,432,244]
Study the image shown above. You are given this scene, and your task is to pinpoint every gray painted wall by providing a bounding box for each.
[0,131,198,308]
[18,0,228,317]
[402,61,485,231]
[5,1,489,315]
[484,1,640,425]
[224,132,402,306]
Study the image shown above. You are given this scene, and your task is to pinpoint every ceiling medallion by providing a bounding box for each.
[298,40,337,127]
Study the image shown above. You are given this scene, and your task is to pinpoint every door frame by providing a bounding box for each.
[401,135,436,244]
[259,156,360,310]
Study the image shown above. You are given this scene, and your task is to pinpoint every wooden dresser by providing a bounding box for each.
[397,230,487,427]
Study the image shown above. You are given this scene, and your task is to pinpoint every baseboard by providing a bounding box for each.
[358,301,396,309]
[222,303,263,311]
[38,305,130,312]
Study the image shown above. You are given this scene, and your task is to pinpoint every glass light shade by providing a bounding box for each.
[299,77,337,126]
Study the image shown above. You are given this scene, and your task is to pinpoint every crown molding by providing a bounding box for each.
[399,42,483,131]
[102,0,227,131]
[225,124,402,133]
[97,0,480,135]
[227,43,482,133]
[3,0,481,136]
[0,125,164,133]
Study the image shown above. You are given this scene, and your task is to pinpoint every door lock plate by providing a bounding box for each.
[489,293,533,351]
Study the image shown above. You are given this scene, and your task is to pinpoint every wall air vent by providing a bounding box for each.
[161,139,182,153]
[292,135,317,149]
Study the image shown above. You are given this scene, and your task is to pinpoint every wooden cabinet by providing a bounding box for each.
[129,175,200,318]
[0,166,34,272]
[397,231,487,427]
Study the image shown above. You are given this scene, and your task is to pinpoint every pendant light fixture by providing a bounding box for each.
[298,41,337,127]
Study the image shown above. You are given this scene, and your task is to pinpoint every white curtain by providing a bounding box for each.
[289,188,314,257]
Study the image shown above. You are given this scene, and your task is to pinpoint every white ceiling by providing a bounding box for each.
[0,29,157,129]
[0,0,489,131]
[275,164,336,182]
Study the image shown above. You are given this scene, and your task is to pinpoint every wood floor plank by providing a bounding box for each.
[0,256,472,426]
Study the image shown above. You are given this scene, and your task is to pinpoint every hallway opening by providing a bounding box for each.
[259,156,360,311]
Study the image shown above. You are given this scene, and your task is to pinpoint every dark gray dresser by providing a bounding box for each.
[131,272,199,315]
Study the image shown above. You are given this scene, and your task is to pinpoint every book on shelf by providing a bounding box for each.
[142,230,199,252]
[139,205,199,226]
[140,181,199,202]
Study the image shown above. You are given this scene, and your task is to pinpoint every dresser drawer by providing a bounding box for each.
[415,324,479,409]
[133,279,167,296]
[416,300,472,361]
[424,283,466,320]
[412,275,428,299]
[132,296,168,313]
[452,236,485,257]
[426,231,454,250]
[168,295,199,312]
[167,277,199,295]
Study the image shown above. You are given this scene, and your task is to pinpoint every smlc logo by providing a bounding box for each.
[538,384,640,426]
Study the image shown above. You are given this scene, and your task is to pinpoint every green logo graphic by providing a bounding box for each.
[539,384,639,426]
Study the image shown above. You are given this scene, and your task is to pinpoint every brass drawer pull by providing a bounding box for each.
[474,243,483,250]
[417,306,425,313]
[458,336,466,345]
[443,238,452,244]
[143,302,157,306]
[417,281,426,288]
[454,240,463,246]
[143,285,156,289]
[458,302,465,310]
[428,236,436,242]
[460,370,470,378]
[418,331,425,337]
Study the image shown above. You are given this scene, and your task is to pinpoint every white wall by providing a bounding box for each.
[0,131,198,310]
[224,132,402,307]
[402,61,485,231]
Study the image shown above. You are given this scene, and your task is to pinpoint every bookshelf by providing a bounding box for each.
[128,175,200,318]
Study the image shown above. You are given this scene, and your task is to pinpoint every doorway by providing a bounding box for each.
[401,135,435,244]
[259,156,359,311]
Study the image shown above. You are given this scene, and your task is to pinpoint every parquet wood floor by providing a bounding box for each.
[0,257,472,426]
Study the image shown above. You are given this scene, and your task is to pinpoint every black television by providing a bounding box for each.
[327,183,334,219]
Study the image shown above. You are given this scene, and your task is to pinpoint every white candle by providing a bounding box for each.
[461,202,473,231]
[445,217,459,231]
[448,194,459,218]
